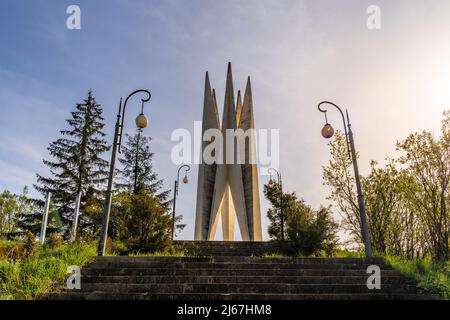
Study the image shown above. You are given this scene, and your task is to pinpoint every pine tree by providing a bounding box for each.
[34,91,109,237]
[116,130,170,208]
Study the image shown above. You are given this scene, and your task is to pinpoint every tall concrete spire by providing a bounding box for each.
[195,63,261,241]
[236,90,243,125]
[208,63,249,240]
[239,77,262,240]
[194,72,220,240]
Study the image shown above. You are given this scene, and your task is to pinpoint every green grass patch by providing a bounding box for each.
[128,250,186,257]
[0,242,97,300]
[383,255,449,299]
[331,249,365,258]
[262,253,288,258]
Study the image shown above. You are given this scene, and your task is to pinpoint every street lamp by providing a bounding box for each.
[133,128,143,193]
[98,89,151,256]
[268,167,284,241]
[171,164,190,240]
[317,101,372,257]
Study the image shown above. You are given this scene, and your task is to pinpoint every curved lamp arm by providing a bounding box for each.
[317,101,351,159]
[118,89,152,151]
[176,164,191,195]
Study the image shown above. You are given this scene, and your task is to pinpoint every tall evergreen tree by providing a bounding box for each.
[116,130,170,207]
[34,91,109,237]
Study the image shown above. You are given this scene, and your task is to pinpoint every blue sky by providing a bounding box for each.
[1,0,449,241]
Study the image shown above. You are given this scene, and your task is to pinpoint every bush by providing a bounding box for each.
[105,238,128,256]
[286,205,338,257]
[23,231,37,259]
[46,233,63,250]
[110,191,173,254]
[0,240,25,260]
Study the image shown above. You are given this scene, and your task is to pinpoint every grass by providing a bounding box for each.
[330,250,449,299]
[331,249,365,258]
[383,255,449,299]
[262,253,288,258]
[0,242,97,300]
[128,250,186,257]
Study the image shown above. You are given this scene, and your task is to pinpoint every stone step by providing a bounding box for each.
[174,240,277,246]
[95,256,384,264]
[76,283,419,294]
[81,267,403,277]
[173,241,286,256]
[50,291,439,300]
[86,262,392,270]
[81,275,414,285]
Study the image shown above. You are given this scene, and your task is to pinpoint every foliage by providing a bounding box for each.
[0,242,97,300]
[0,187,43,238]
[13,187,48,237]
[0,240,25,260]
[34,91,109,239]
[46,233,63,250]
[116,131,170,207]
[128,250,186,257]
[331,249,365,258]
[384,255,450,299]
[109,190,181,253]
[105,237,128,256]
[0,190,19,237]
[323,110,449,260]
[264,181,339,256]
[395,110,449,260]
[23,231,37,259]
[286,203,338,256]
[263,179,297,240]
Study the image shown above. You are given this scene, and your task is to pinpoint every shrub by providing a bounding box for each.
[286,204,338,257]
[23,231,37,259]
[105,238,128,256]
[110,190,173,254]
[0,241,24,260]
[46,233,63,250]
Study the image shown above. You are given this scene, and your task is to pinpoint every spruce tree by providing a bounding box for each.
[116,130,170,207]
[14,187,59,238]
[34,91,109,237]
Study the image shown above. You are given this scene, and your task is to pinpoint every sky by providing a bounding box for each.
[0,0,449,241]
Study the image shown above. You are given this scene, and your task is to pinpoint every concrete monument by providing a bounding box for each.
[194,63,262,241]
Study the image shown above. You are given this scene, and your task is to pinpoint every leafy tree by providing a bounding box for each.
[109,190,181,253]
[361,160,425,257]
[322,131,413,254]
[323,111,450,260]
[322,131,361,244]
[0,190,19,237]
[34,91,109,238]
[396,110,449,260]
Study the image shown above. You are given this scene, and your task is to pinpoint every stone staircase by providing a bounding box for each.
[173,240,285,256]
[50,241,439,300]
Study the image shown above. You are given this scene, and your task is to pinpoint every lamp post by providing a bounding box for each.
[171,164,190,240]
[133,128,142,193]
[98,89,151,256]
[317,101,372,257]
[268,168,284,240]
